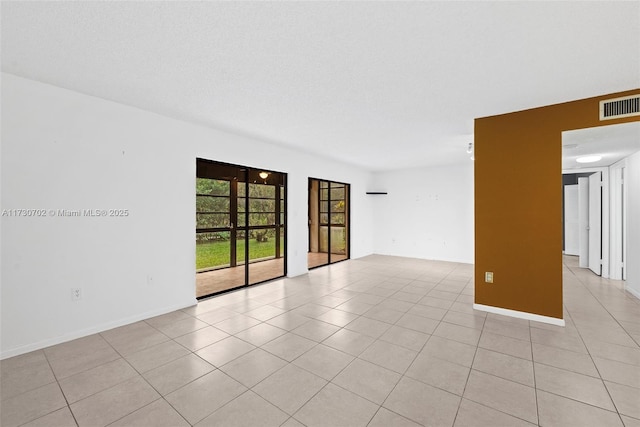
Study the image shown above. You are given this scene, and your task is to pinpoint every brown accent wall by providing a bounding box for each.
[475,89,640,319]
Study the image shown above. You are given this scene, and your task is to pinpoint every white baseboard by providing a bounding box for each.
[626,286,640,300]
[0,298,197,360]
[473,303,565,327]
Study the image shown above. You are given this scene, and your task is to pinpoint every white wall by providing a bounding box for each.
[371,163,474,263]
[625,150,640,298]
[0,73,374,358]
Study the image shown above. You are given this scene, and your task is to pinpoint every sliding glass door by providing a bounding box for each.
[243,171,286,285]
[196,159,286,298]
[308,178,350,269]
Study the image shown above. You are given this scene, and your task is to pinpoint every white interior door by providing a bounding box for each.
[564,185,579,255]
[610,165,625,280]
[588,172,602,275]
[578,177,589,267]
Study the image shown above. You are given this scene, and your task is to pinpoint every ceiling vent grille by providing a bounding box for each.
[600,94,640,120]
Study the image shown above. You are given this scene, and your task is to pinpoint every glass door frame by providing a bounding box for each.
[196,158,287,299]
[241,169,287,285]
[308,177,351,269]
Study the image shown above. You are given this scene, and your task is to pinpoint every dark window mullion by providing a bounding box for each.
[327,181,331,264]
[230,179,238,267]
[244,174,249,286]
[196,211,231,214]
[275,185,281,259]
[196,227,232,233]
[317,180,322,261]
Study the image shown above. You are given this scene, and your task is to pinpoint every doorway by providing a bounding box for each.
[308,178,350,269]
[196,159,286,298]
[562,121,640,280]
[562,172,602,275]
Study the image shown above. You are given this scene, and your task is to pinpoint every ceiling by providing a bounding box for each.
[2,1,639,171]
[562,122,640,170]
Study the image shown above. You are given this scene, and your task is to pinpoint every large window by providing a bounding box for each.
[196,159,286,298]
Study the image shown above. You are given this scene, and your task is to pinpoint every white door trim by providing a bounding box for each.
[610,159,627,281]
[578,177,589,268]
[588,172,603,276]
[563,167,610,278]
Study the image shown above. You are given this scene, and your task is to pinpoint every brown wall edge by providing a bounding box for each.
[474,89,640,320]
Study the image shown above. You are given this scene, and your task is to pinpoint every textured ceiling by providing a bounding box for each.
[2,1,639,171]
[562,122,640,170]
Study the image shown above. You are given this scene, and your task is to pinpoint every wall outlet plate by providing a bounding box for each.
[71,288,82,301]
[485,272,494,283]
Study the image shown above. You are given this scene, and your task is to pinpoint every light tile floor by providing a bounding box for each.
[2,255,639,427]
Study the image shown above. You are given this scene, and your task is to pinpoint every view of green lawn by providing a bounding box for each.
[196,239,278,270]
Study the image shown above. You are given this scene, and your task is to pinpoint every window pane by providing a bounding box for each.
[236,230,246,264]
[249,213,275,226]
[330,213,345,225]
[249,228,276,261]
[330,200,345,213]
[196,213,229,229]
[280,228,285,257]
[319,226,328,252]
[196,178,230,196]
[249,199,276,212]
[196,196,229,213]
[330,187,345,201]
[330,227,347,255]
[320,196,329,215]
[249,183,275,198]
[196,232,231,270]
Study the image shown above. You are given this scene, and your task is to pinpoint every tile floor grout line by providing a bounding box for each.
[42,351,80,427]
[533,386,626,417]
[561,271,631,425]
[566,261,640,350]
[45,331,156,424]
[452,334,480,426]
[529,315,541,426]
[5,256,638,427]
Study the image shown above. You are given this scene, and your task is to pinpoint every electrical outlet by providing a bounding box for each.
[485,272,494,283]
[71,288,82,301]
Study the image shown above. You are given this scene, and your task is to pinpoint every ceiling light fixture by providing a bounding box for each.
[259,171,269,179]
[576,155,602,164]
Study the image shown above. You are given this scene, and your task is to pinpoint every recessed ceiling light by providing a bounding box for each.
[576,155,602,163]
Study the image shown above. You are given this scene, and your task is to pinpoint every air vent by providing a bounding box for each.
[600,94,640,120]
